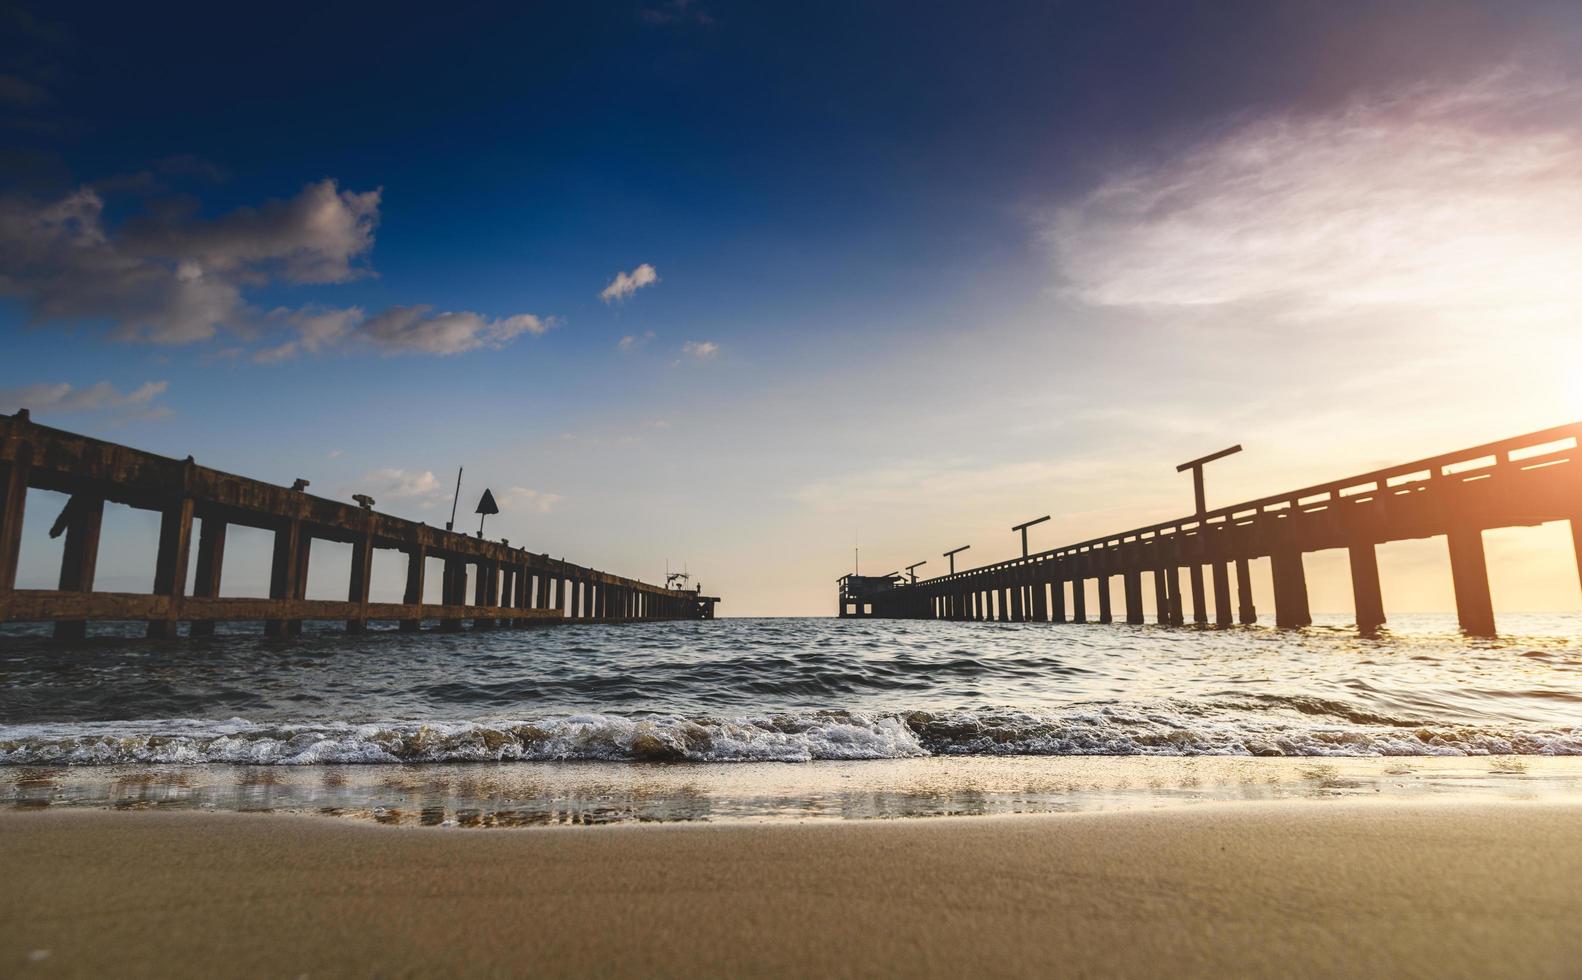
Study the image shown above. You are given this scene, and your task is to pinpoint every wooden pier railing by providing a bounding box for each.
[840,424,1582,636]
[0,410,719,639]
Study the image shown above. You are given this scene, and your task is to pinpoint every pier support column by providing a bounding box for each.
[190,518,227,636]
[346,531,373,633]
[1447,527,1495,637]
[473,558,498,628]
[1050,577,1066,623]
[1165,565,1184,626]
[1235,557,1257,624]
[1071,578,1087,623]
[1270,547,1312,628]
[1211,562,1232,627]
[1153,567,1169,625]
[147,498,194,639]
[1123,569,1144,625]
[999,582,1012,622]
[1010,579,1025,622]
[439,557,466,631]
[1188,564,1208,625]
[1031,580,1047,622]
[1570,515,1582,602]
[400,545,426,631]
[1097,574,1112,624]
[1348,542,1385,633]
[52,494,104,641]
[265,519,302,637]
[0,454,30,594]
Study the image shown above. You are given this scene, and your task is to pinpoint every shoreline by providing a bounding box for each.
[7,753,1582,826]
[6,800,1582,977]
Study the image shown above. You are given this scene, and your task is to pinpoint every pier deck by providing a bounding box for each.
[841,424,1582,636]
[0,410,719,638]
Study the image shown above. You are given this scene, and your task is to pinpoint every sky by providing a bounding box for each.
[3,0,1582,616]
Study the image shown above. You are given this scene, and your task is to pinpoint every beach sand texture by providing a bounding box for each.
[4,801,1580,978]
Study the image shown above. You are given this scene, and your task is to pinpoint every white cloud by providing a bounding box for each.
[356,306,550,355]
[0,179,379,344]
[617,330,655,352]
[0,380,170,422]
[682,340,718,358]
[327,448,344,459]
[0,177,556,360]
[504,486,564,513]
[600,263,659,303]
[362,468,445,501]
[1042,70,1582,331]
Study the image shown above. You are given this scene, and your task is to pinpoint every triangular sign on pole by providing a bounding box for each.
[475,489,499,515]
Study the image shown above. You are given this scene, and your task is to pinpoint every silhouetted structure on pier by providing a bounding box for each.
[840,425,1582,637]
[0,411,719,638]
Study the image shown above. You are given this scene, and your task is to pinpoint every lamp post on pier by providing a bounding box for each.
[1011,515,1050,557]
[1176,444,1243,626]
[944,545,970,574]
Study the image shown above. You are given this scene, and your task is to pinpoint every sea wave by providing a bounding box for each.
[3,708,1582,765]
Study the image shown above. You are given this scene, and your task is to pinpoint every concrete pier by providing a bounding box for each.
[845,424,1582,637]
[0,411,719,636]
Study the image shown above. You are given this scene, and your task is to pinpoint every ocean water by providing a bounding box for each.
[4,614,1582,822]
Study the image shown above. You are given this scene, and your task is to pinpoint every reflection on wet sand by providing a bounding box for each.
[5,755,1582,826]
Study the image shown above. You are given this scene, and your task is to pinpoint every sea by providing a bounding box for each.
[4,614,1582,825]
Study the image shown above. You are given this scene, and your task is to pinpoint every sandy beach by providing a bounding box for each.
[4,801,1580,978]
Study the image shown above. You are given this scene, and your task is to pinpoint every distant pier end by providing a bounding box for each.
[838,424,1582,637]
[0,410,719,638]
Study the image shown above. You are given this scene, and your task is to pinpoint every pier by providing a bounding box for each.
[0,410,719,638]
[840,424,1582,636]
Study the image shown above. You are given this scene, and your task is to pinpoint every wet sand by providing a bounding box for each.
[4,801,1580,978]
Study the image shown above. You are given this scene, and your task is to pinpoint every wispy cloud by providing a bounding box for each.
[1042,69,1582,332]
[504,486,564,513]
[356,306,551,356]
[617,330,656,352]
[0,380,171,422]
[360,468,446,502]
[681,340,718,358]
[600,263,659,303]
[0,178,378,344]
[0,177,555,360]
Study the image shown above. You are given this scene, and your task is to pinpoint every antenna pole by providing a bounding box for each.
[447,467,463,531]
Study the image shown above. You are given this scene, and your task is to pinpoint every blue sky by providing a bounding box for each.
[4,1,1582,614]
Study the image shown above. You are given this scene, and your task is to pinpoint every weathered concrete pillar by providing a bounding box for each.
[439,557,466,631]
[1235,556,1257,624]
[1572,515,1582,599]
[1049,574,1066,623]
[53,494,104,641]
[1211,561,1232,627]
[1123,569,1144,625]
[1270,547,1312,628]
[148,497,195,639]
[1031,579,1048,621]
[265,519,303,637]
[1071,577,1087,623]
[1447,527,1495,637]
[1165,565,1184,626]
[399,545,425,631]
[190,518,227,636]
[1348,542,1385,632]
[346,530,374,633]
[536,571,551,610]
[1153,566,1170,625]
[473,558,498,628]
[1097,574,1113,624]
[1188,564,1208,624]
[0,454,30,594]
